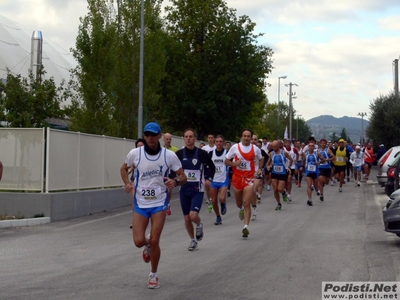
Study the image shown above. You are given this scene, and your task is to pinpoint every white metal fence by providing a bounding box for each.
[0,128,196,192]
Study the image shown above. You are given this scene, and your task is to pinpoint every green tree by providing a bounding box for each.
[296,117,312,141]
[0,69,65,127]
[159,0,273,140]
[329,132,339,142]
[339,128,352,143]
[68,0,166,138]
[367,92,400,148]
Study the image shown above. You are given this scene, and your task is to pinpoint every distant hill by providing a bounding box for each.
[306,115,369,143]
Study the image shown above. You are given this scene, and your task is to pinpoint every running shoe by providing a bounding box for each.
[221,203,227,215]
[252,207,258,220]
[339,187,342,192]
[311,185,314,191]
[257,194,261,203]
[196,223,203,241]
[227,190,231,197]
[320,195,324,201]
[295,179,299,186]
[148,274,159,289]
[214,216,222,225]
[317,190,320,196]
[357,181,361,187]
[275,203,282,210]
[267,185,271,191]
[307,200,313,206]
[208,203,213,213]
[283,193,288,202]
[166,205,172,216]
[330,180,334,186]
[239,209,244,220]
[347,177,350,182]
[130,224,132,229]
[188,240,198,251]
[288,194,292,203]
[143,244,151,263]
[242,227,249,238]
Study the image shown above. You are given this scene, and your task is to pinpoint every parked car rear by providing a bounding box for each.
[377,146,400,187]
[384,154,400,196]
[383,188,400,237]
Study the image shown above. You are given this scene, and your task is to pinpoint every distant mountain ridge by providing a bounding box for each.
[306,115,369,143]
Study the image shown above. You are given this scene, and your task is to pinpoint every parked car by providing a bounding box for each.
[377,146,400,186]
[383,188,400,237]
[384,155,400,196]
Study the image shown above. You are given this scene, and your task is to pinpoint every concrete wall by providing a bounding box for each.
[0,188,132,222]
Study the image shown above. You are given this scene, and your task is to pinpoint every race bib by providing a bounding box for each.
[354,158,361,165]
[337,157,344,162]
[273,165,283,173]
[307,164,316,172]
[215,166,222,173]
[184,169,201,182]
[237,160,251,171]
[137,186,161,201]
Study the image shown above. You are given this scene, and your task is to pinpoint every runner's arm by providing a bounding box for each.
[120,162,134,193]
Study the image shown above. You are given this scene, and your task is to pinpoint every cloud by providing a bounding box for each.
[227,0,399,24]
[378,15,400,31]
[267,33,399,120]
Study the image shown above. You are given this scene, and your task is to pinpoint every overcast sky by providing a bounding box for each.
[2,0,400,122]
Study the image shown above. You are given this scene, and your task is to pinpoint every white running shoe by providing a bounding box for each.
[148,274,159,289]
[252,207,258,220]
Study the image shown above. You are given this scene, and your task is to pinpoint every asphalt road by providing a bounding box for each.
[1,167,399,300]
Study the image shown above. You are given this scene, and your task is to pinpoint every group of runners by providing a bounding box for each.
[120,122,377,289]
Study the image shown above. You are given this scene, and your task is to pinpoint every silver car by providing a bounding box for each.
[377,146,400,186]
[383,188,400,237]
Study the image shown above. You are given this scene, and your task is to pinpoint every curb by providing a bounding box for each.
[0,217,51,228]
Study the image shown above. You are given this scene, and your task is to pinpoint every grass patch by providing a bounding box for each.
[0,214,25,220]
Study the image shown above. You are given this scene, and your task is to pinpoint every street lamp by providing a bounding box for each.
[137,0,145,138]
[277,76,287,125]
[358,112,367,144]
[297,115,302,140]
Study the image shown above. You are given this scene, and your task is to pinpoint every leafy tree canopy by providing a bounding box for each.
[0,69,65,128]
[158,0,273,140]
[367,92,400,148]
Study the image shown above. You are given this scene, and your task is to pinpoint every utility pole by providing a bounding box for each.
[285,82,298,141]
[358,112,367,144]
[277,76,287,127]
[394,58,399,98]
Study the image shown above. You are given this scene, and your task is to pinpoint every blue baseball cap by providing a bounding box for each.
[143,122,161,134]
